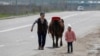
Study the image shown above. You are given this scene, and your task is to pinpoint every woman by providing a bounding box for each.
[31,12,48,50]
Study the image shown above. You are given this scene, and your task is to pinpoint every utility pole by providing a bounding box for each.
[96,0,98,10]
[40,0,44,12]
[29,0,32,13]
[70,0,72,11]
[15,0,18,15]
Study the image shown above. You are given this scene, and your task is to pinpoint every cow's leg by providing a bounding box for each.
[52,34,55,48]
[60,37,63,47]
[56,36,59,48]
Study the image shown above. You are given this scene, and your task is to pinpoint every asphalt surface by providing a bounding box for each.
[0,11,100,56]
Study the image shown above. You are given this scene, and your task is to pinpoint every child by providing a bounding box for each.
[65,24,76,53]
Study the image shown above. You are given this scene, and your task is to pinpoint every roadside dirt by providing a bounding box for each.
[33,28,100,56]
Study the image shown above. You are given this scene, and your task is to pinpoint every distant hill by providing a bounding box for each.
[0,0,99,5]
[0,0,53,5]
[0,0,67,5]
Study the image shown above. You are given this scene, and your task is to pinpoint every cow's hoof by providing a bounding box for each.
[60,44,63,47]
[55,45,59,48]
[56,46,59,48]
[53,44,56,48]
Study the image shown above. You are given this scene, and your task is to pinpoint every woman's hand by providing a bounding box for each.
[31,28,33,32]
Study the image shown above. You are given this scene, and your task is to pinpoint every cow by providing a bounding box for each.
[48,17,64,48]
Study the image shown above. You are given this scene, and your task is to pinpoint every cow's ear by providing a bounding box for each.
[61,19,64,23]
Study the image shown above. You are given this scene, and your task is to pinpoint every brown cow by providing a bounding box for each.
[48,17,64,48]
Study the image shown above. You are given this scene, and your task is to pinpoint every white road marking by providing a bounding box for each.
[0,45,5,48]
[0,24,31,33]
[0,12,89,33]
[62,14,79,19]
[48,14,79,22]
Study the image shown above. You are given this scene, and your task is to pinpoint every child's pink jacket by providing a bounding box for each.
[65,31,76,42]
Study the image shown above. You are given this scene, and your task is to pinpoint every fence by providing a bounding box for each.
[0,0,100,15]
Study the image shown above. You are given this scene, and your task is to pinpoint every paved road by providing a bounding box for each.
[0,11,100,56]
